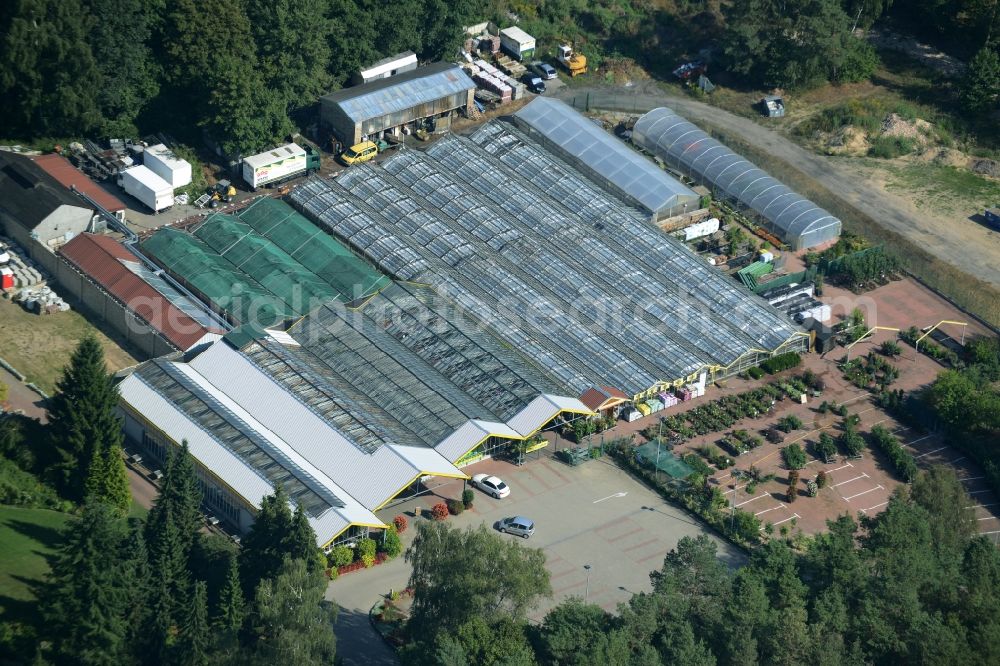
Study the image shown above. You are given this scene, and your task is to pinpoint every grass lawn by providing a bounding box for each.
[0,505,71,622]
[0,297,138,395]
[885,163,1000,216]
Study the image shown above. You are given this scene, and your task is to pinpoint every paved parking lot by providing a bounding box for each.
[379,452,745,617]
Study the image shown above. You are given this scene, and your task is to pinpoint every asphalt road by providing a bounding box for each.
[0,367,47,421]
[556,84,1000,290]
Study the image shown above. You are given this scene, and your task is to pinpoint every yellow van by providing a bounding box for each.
[339,141,378,165]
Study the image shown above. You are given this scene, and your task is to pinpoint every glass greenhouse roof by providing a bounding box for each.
[632,107,842,249]
[288,122,806,397]
[513,97,699,216]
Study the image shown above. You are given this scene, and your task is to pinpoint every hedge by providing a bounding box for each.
[869,425,918,482]
[761,352,802,374]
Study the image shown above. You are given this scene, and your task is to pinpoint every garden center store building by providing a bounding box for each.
[118,99,808,547]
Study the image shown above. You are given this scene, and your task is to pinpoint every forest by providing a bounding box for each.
[1,0,995,157]
[399,467,1000,665]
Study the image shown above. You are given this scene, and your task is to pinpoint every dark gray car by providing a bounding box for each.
[498,516,535,539]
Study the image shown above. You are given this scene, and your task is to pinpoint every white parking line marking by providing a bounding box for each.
[980,530,1000,535]
[967,503,998,509]
[901,434,932,448]
[845,485,884,501]
[968,489,992,495]
[754,505,784,517]
[593,492,627,504]
[772,513,800,527]
[860,501,889,513]
[828,463,854,473]
[722,485,746,496]
[736,493,770,508]
[914,446,948,459]
[977,516,999,521]
[833,473,869,488]
[960,476,985,482]
[950,457,966,464]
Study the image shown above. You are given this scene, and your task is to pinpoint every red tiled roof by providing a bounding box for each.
[33,153,126,212]
[579,385,630,411]
[59,233,221,350]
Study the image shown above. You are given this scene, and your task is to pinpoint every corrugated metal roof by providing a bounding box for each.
[118,369,382,545]
[513,98,699,215]
[321,62,475,124]
[434,419,522,463]
[507,394,593,436]
[188,340,465,508]
[59,233,222,350]
[579,386,630,411]
[33,153,126,213]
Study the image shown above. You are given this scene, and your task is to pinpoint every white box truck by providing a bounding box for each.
[119,166,173,213]
[242,143,320,190]
[143,144,192,189]
[499,26,536,61]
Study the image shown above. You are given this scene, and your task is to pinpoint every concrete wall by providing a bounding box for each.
[54,259,178,359]
[33,205,93,246]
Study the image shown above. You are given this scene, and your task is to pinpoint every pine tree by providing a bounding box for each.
[40,502,128,665]
[147,509,192,631]
[119,521,152,650]
[46,334,127,505]
[239,484,294,596]
[216,554,246,633]
[960,43,1000,114]
[285,502,323,574]
[180,580,212,666]
[148,440,203,560]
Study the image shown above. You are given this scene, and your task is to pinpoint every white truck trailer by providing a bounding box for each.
[499,26,536,61]
[119,166,173,213]
[241,143,320,190]
[143,144,192,188]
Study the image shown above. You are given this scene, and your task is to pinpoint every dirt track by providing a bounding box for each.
[555,85,1000,290]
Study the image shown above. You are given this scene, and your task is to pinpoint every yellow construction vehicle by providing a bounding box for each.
[208,180,236,207]
[557,44,587,76]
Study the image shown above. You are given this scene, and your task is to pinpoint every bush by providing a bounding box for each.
[747,366,766,380]
[767,427,785,444]
[328,545,354,568]
[868,136,917,159]
[393,514,408,533]
[761,353,802,374]
[381,526,403,559]
[431,502,449,520]
[815,432,838,462]
[778,415,803,432]
[787,470,800,503]
[782,443,808,470]
[446,499,464,515]
[839,428,865,457]
[869,424,919,482]
[816,470,828,489]
[880,340,902,357]
[356,537,377,566]
[462,489,474,509]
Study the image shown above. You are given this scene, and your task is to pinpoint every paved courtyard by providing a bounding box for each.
[328,451,746,665]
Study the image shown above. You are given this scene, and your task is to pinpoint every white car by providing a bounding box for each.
[472,473,510,499]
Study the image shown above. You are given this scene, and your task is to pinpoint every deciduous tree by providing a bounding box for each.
[405,522,552,641]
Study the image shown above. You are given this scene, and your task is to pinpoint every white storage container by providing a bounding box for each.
[682,217,720,241]
[143,144,192,188]
[120,166,173,213]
